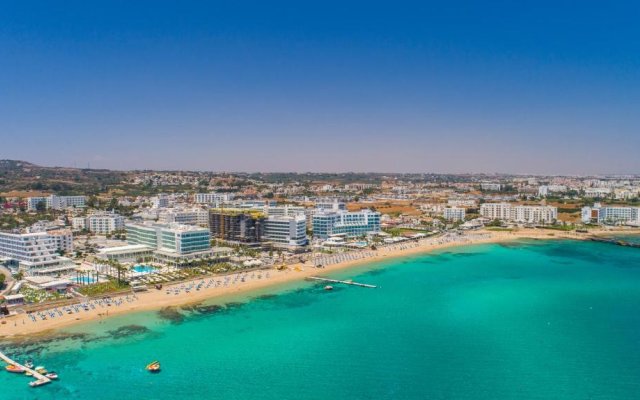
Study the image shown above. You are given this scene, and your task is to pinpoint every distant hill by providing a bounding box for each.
[0,160,127,196]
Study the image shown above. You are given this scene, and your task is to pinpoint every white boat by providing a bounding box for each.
[45,372,58,379]
[324,285,333,291]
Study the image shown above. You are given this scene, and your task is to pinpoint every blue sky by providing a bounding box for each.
[1,1,639,174]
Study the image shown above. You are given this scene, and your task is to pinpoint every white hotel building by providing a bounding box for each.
[158,208,210,227]
[263,215,308,250]
[194,193,235,205]
[0,231,75,275]
[480,203,558,224]
[72,212,125,234]
[443,207,466,222]
[27,195,86,211]
[581,203,640,225]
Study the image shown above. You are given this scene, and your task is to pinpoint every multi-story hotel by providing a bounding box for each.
[126,222,213,266]
[263,204,306,217]
[47,229,74,253]
[72,212,125,234]
[0,231,74,275]
[443,207,466,222]
[315,200,346,211]
[480,183,502,191]
[158,208,210,227]
[480,203,557,224]
[479,203,512,220]
[27,195,86,211]
[194,192,234,205]
[511,206,558,224]
[312,209,381,239]
[581,203,640,225]
[263,215,308,250]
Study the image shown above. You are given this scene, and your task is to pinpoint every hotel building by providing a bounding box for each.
[126,222,213,266]
[312,209,381,239]
[194,192,235,205]
[0,231,74,275]
[443,207,466,222]
[480,203,557,224]
[263,215,308,250]
[72,212,125,234]
[581,204,640,225]
[158,208,210,227]
[27,195,86,211]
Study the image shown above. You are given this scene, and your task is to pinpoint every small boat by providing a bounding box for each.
[25,359,34,369]
[34,366,48,374]
[5,364,23,373]
[45,372,58,379]
[324,285,333,291]
[146,361,161,373]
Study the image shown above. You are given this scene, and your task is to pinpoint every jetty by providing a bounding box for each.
[0,350,51,387]
[308,276,377,288]
[589,237,640,248]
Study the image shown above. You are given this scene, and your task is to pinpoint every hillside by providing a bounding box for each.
[0,160,127,196]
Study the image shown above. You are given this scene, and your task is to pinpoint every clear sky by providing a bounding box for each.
[1,1,639,174]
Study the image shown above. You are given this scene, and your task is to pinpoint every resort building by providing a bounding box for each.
[158,208,210,227]
[584,188,612,198]
[263,204,306,217]
[96,244,155,263]
[315,200,346,211]
[447,199,476,207]
[0,231,75,275]
[209,209,265,244]
[26,195,86,211]
[581,203,640,225]
[312,209,381,239]
[443,207,466,222]
[126,222,214,266]
[538,185,567,197]
[480,183,502,191]
[511,206,558,224]
[263,215,308,250]
[480,203,557,224]
[151,194,170,208]
[47,229,74,253]
[479,203,512,221]
[194,192,234,205]
[72,212,125,234]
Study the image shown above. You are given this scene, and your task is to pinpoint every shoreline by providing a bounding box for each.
[1,227,638,339]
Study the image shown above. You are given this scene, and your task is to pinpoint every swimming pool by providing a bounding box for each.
[132,265,156,274]
[73,276,97,284]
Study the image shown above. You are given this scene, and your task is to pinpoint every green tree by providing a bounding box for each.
[35,200,47,212]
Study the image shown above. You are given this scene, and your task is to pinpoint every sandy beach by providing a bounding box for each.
[0,227,637,339]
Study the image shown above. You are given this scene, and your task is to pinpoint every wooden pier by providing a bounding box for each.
[0,350,51,387]
[308,276,377,288]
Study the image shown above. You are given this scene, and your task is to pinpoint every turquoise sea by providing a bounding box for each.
[3,238,640,400]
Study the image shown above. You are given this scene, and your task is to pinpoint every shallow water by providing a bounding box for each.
[3,239,640,399]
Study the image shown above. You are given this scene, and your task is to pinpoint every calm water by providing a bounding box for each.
[3,239,640,400]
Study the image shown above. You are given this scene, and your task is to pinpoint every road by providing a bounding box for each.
[0,265,14,296]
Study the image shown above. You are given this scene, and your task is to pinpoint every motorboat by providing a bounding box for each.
[5,364,23,373]
[324,285,334,291]
[45,371,58,379]
[146,361,161,373]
